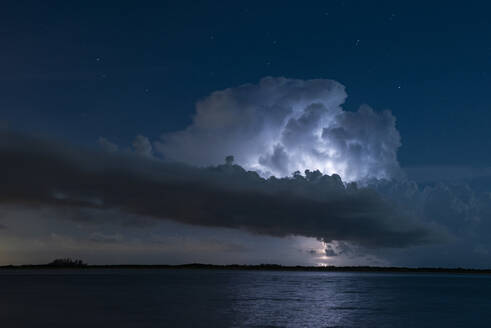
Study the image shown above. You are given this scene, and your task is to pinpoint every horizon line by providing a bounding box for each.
[2,263,491,274]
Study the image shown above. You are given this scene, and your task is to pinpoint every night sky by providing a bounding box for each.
[4,1,491,166]
[2,1,491,267]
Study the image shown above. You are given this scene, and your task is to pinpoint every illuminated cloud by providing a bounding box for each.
[2,77,490,267]
[156,77,401,182]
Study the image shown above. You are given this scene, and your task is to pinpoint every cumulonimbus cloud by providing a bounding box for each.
[156,77,402,182]
[0,130,441,248]
[3,76,490,266]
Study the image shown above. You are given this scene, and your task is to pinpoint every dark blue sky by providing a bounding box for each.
[2,1,491,167]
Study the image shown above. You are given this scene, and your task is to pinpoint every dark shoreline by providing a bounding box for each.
[1,263,491,274]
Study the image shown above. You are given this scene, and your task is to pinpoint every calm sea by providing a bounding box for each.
[0,269,490,327]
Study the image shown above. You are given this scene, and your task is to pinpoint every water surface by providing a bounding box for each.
[1,269,490,327]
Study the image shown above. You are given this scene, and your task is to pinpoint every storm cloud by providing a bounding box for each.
[0,130,439,248]
[156,77,401,182]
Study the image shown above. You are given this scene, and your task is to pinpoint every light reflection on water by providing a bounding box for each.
[0,269,490,327]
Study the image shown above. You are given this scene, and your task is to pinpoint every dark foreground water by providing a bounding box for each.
[1,269,490,327]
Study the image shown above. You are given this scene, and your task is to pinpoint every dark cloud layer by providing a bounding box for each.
[0,131,440,248]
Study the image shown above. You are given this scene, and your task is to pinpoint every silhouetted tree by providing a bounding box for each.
[48,258,87,267]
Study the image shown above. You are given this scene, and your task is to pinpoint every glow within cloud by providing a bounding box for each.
[156,77,401,182]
